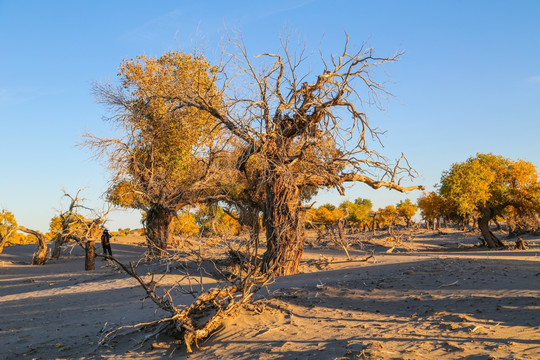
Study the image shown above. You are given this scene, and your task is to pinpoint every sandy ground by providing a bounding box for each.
[1,229,539,359]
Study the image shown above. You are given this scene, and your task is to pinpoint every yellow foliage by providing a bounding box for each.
[196,205,241,237]
[0,209,17,238]
[375,205,398,227]
[306,206,345,226]
[339,199,372,228]
[119,52,221,178]
[396,198,418,225]
[440,153,540,218]
[107,181,139,208]
[0,210,37,246]
[173,212,200,237]
[94,51,224,213]
[417,192,446,223]
[214,213,242,237]
[48,213,89,240]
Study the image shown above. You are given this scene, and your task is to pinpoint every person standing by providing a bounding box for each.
[101,229,113,256]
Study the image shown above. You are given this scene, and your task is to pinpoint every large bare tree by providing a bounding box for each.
[171,35,424,275]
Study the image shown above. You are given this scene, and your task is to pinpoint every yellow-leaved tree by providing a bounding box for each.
[417,191,447,229]
[396,198,418,228]
[0,209,19,252]
[85,52,224,255]
[439,153,540,247]
[339,198,373,232]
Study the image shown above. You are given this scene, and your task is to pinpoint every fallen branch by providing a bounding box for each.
[97,248,275,353]
[357,251,375,262]
[439,280,459,288]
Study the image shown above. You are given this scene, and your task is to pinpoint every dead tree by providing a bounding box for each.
[172,34,423,274]
[99,233,274,353]
[51,190,110,270]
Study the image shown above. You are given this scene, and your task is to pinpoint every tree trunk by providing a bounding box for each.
[478,210,505,248]
[2,226,50,264]
[261,173,303,275]
[85,240,95,270]
[33,239,49,265]
[17,227,50,265]
[52,234,66,260]
[145,205,175,256]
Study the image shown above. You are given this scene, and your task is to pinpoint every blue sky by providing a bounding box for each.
[1,0,539,232]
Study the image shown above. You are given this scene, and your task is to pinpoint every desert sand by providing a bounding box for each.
[1,229,539,359]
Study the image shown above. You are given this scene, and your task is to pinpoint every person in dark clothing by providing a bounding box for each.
[101,229,113,256]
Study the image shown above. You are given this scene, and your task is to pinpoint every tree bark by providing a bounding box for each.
[145,205,175,256]
[240,206,260,246]
[478,210,505,248]
[18,227,50,265]
[261,173,303,275]
[52,234,67,260]
[85,240,96,270]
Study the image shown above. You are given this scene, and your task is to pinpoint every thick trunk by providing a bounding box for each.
[145,205,175,256]
[85,240,96,270]
[478,210,505,248]
[261,174,303,275]
[32,237,49,265]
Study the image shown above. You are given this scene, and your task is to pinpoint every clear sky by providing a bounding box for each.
[1,0,539,232]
